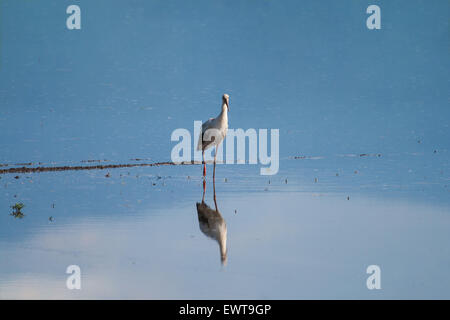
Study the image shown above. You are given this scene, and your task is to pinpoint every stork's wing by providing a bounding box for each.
[197,118,216,151]
[196,202,224,240]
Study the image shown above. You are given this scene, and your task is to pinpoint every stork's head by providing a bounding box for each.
[222,94,230,111]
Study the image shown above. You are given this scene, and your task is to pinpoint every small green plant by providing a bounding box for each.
[10,203,25,219]
[11,203,25,211]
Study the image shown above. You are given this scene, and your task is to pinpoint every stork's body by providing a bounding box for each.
[197,174,227,265]
[197,94,230,180]
[196,201,227,265]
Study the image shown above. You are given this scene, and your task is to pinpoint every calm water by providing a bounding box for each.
[0,0,449,299]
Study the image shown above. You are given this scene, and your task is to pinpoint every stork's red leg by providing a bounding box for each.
[202,150,206,177]
[202,179,206,201]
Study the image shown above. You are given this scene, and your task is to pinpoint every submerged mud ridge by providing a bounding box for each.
[0,161,201,175]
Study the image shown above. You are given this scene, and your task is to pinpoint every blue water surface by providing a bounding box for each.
[0,0,449,299]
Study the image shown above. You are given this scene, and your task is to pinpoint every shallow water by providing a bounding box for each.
[0,1,449,299]
[1,155,449,299]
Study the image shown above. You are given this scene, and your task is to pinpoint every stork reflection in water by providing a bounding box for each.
[196,179,228,265]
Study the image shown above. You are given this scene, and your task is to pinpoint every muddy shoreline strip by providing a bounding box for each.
[0,161,201,175]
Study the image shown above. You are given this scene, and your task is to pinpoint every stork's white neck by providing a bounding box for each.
[219,225,227,265]
[218,102,228,121]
